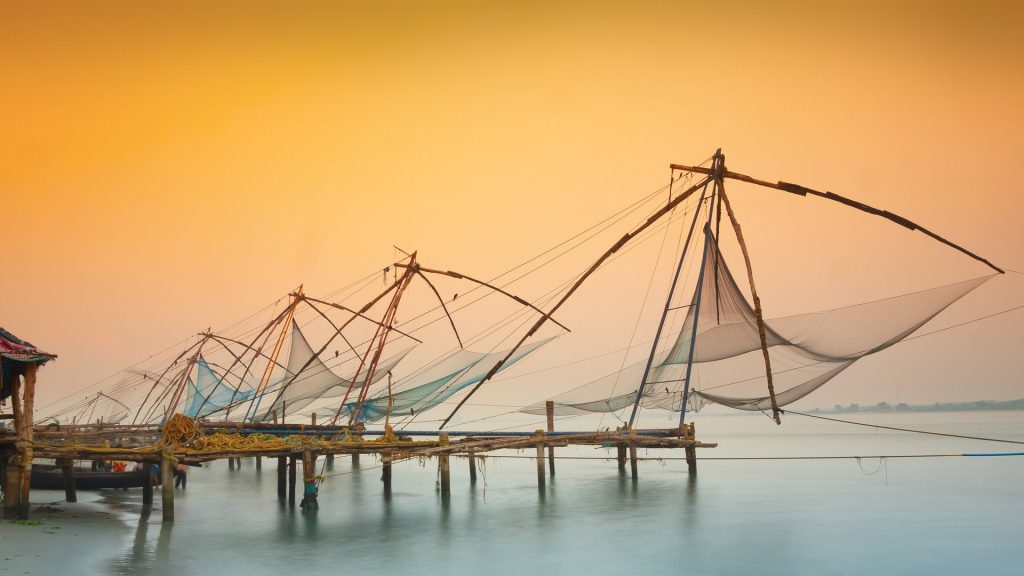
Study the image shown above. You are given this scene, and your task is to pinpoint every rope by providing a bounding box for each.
[783,410,1024,445]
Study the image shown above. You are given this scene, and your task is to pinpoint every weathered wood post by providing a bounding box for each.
[439,431,450,500]
[546,401,556,477]
[288,455,297,505]
[381,455,392,495]
[468,449,477,485]
[535,430,546,489]
[629,439,639,480]
[59,458,77,503]
[256,456,262,472]
[19,364,37,516]
[311,413,316,425]
[160,448,174,522]
[142,462,153,508]
[277,456,287,500]
[300,449,318,511]
[617,445,627,472]
[3,371,24,518]
[685,422,697,475]
[351,452,360,466]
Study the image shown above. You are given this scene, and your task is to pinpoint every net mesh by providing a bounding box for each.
[523,233,991,416]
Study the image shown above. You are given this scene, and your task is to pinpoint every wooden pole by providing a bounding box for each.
[439,432,450,500]
[311,413,316,426]
[685,422,698,475]
[288,455,297,506]
[545,401,555,477]
[4,371,23,518]
[629,441,638,480]
[256,456,262,472]
[381,455,392,495]
[142,463,153,508]
[617,445,626,472]
[160,449,174,522]
[277,456,286,500]
[351,452,360,466]
[468,449,477,485]
[17,364,37,518]
[300,449,318,510]
[535,430,546,489]
[59,458,77,503]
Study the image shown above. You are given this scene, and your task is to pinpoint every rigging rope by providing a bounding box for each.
[782,409,1024,446]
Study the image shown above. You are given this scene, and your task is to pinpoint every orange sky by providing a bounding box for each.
[3,0,1023,414]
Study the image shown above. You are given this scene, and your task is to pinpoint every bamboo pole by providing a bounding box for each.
[440,176,712,428]
[668,163,1003,274]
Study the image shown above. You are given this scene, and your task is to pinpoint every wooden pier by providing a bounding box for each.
[1,415,714,522]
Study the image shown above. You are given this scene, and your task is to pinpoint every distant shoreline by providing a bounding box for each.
[807,399,1024,415]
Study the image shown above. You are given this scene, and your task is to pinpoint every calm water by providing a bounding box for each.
[4,411,1023,575]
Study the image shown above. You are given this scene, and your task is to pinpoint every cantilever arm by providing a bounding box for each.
[394,264,572,332]
[438,175,713,429]
[414,270,464,348]
[669,164,1004,274]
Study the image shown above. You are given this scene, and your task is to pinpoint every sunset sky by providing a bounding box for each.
[3,0,1022,418]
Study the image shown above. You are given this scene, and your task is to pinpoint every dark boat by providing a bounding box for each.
[30,464,149,490]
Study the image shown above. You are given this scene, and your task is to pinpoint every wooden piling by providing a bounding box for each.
[288,455,297,505]
[59,458,77,503]
[381,455,392,494]
[311,413,316,425]
[160,449,174,522]
[3,372,22,518]
[300,449,318,510]
[468,449,477,484]
[439,431,450,499]
[142,463,153,508]
[351,452,360,466]
[277,456,286,499]
[685,422,697,475]
[535,430,546,489]
[256,456,262,472]
[629,441,638,480]
[19,364,37,517]
[617,445,627,472]
[546,401,556,477]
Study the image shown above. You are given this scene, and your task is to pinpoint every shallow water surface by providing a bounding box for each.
[3,411,1022,575]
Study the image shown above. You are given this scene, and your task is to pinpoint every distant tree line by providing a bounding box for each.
[809,399,1024,414]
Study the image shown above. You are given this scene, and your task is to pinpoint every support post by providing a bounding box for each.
[311,413,316,426]
[685,422,698,475]
[256,456,262,472]
[545,401,555,477]
[19,364,36,517]
[4,372,24,518]
[288,455,297,506]
[381,455,392,495]
[468,449,477,485]
[300,449,318,511]
[160,449,174,522]
[617,445,626,472]
[439,432,450,500]
[535,430,546,489]
[629,441,638,481]
[59,458,77,503]
[142,462,153,508]
[277,456,286,500]
[351,452,360,466]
